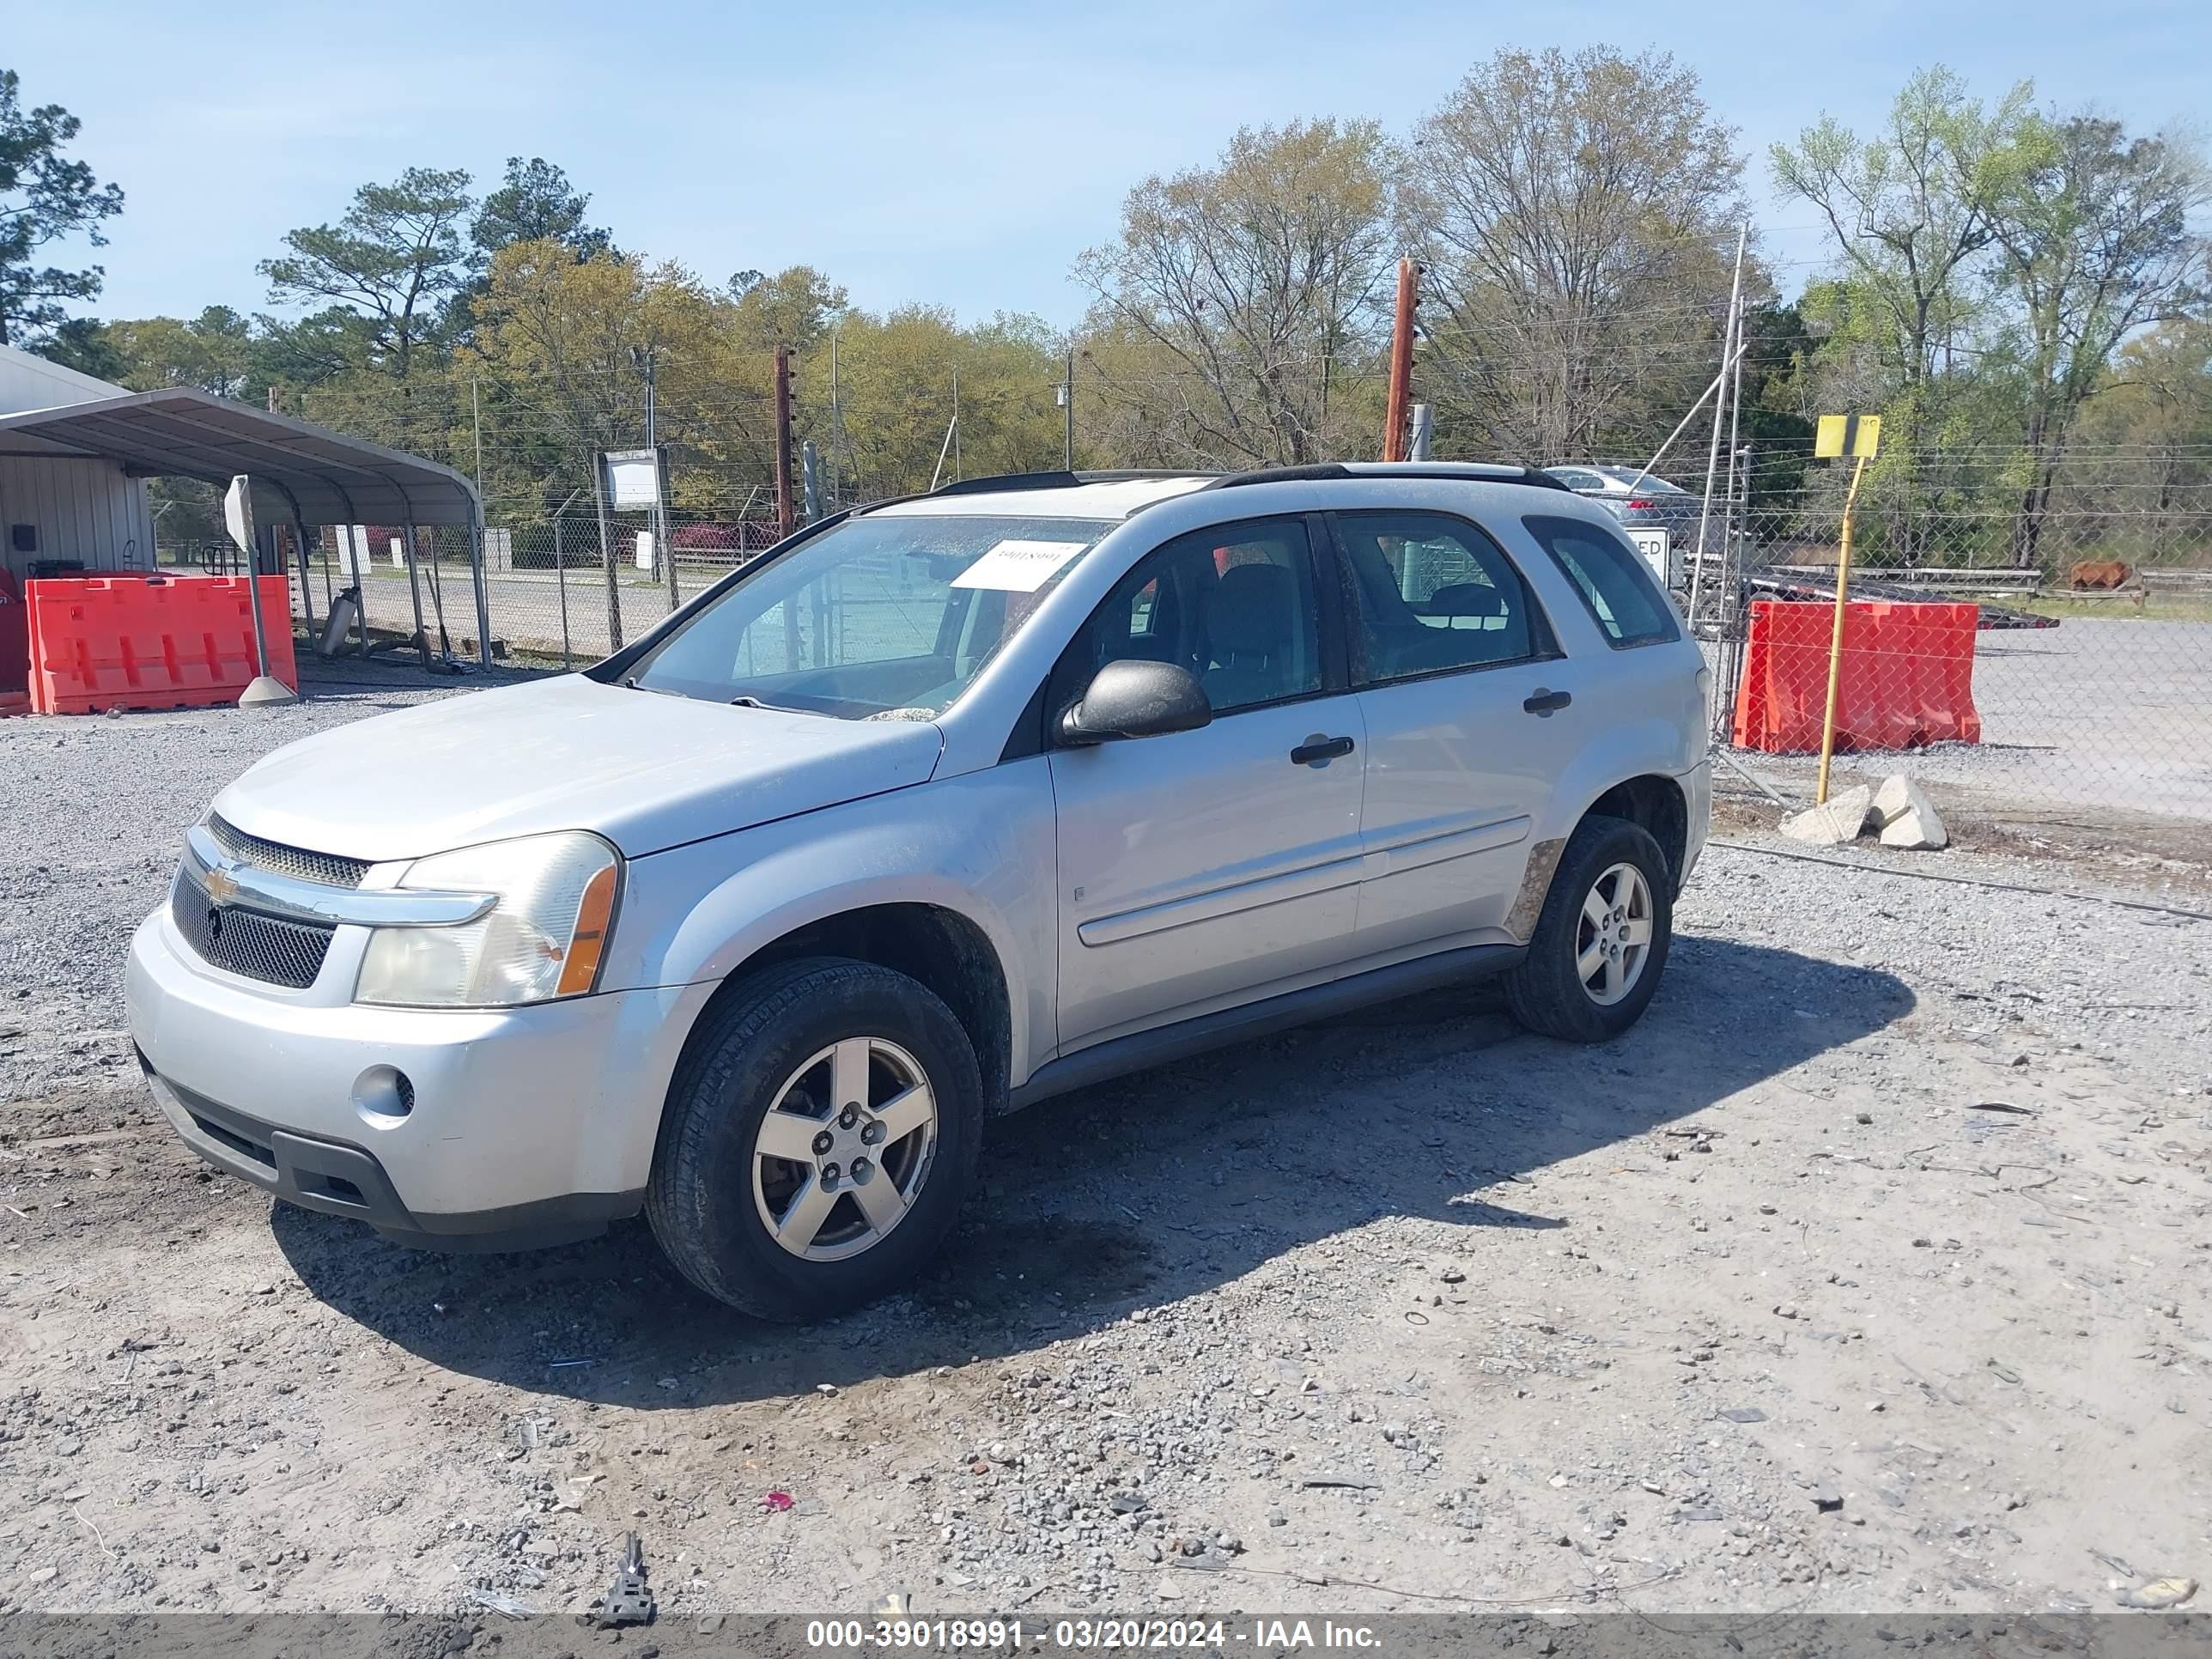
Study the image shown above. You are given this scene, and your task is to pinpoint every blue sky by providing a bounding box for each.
[10,0,2205,331]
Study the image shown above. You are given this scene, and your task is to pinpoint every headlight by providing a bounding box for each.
[356,831,621,1008]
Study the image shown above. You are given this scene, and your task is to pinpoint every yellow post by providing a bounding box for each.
[1814,453,1869,805]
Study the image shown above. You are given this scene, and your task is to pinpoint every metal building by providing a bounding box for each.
[0,344,156,580]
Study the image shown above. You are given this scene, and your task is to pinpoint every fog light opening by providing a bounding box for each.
[353,1065,415,1126]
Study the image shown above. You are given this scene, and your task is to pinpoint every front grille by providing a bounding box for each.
[172,872,335,989]
[206,815,371,890]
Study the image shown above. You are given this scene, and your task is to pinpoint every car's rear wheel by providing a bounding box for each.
[1504,813,1673,1042]
[647,957,982,1320]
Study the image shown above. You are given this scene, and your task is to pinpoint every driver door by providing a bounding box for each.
[1047,516,1367,1052]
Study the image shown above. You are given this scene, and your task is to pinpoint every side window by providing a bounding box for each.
[1051,518,1322,720]
[1334,511,1544,684]
[1522,514,1680,647]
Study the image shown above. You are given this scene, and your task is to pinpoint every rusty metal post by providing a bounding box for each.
[775,346,796,539]
[1381,258,1419,463]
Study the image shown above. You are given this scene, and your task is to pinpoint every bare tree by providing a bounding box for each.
[1404,46,1747,463]
[1075,120,1393,467]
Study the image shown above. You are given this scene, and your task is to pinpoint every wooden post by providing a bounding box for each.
[1381,258,1419,463]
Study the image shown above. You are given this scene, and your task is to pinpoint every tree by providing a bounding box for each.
[260,167,474,387]
[1772,67,2034,390]
[0,69,125,345]
[829,307,1064,498]
[471,157,611,261]
[1074,119,1394,467]
[27,314,124,380]
[104,306,257,398]
[1988,116,2210,564]
[1403,46,1747,462]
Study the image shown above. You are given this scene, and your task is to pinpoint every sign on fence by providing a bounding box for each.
[1626,526,1676,591]
[601,447,665,510]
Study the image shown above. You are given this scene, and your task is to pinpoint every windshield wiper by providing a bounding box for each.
[731,694,810,714]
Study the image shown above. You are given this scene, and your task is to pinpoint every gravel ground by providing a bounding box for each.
[3,670,2209,1624]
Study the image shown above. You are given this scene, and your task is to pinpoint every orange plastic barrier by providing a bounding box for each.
[24,574,297,715]
[1731,599,1981,755]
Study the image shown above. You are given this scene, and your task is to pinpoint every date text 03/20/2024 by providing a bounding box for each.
[804,1619,1384,1650]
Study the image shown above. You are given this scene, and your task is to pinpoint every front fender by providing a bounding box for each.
[600,763,1059,1088]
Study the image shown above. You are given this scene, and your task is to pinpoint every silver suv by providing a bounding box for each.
[128,465,1711,1319]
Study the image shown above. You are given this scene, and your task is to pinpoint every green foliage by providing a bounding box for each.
[259,166,475,389]
[472,158,611,262]
[27,314,125,380]
[0,68,125,345]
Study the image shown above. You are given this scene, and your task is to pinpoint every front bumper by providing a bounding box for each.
[126,904,714,1247]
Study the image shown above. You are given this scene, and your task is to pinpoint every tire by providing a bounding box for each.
[647,957,983,1321]
[1504,813,1674,1043]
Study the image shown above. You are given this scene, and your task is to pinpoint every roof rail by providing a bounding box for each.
[1201,462,1570,493]
[921,468,1209,498]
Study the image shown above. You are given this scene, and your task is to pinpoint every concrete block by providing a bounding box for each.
[1878,801,1948,849]
[1871,774,1948,849]
[1781,783,1874,846]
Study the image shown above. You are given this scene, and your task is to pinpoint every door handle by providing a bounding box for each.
[1290,734,1356,767]
[1522,689,1572,715]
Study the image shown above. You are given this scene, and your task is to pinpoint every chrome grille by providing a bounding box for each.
[172,870,334,989]
[206,815,370,890]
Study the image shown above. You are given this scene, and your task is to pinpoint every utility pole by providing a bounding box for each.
[774,345,796,538]
[1381,258,1419,462]
[635,345,678,607]
[1407,403,1433,461]
[951,368,961,483]
[828,326,842,509]
[471,377,484,501]
[1061,346,1075,471]
[592,450,622,653]
[1689,225,1747,628]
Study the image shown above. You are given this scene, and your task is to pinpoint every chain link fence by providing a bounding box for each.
[1643,450,2212,823]
[255,441,2212,826]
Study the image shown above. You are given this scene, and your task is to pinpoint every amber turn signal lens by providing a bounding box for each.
[556,863,619,996]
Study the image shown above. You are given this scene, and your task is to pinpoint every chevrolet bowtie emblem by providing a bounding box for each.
[202,861,242,906]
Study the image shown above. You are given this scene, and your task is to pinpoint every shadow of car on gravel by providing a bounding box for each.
[270,935,1912,1406]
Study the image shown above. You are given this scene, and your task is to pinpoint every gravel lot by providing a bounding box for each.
[3,666,2209,1626]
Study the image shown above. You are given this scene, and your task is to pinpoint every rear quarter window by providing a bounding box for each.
[1522,514,1680,647]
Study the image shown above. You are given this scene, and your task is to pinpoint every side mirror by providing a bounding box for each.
[1057,659,1212,746]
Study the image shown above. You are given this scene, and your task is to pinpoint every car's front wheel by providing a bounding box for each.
[647,957,982,1320]
[1504,813,1673,1042]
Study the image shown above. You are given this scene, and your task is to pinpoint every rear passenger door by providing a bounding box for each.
[1329,510,1581,957]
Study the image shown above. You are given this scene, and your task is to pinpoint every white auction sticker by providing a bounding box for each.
[949,538,1091,592]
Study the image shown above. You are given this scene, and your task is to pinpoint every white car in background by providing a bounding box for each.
[129,463,1711,1321]
[1543,465,1706,549]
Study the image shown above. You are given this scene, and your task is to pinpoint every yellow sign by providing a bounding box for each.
[1815,413,1881,459]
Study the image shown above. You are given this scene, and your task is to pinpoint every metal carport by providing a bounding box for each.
[0,386,490,663]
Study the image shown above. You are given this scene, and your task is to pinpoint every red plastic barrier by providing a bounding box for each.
[1731,599,1981,755]
[24,574,297,715]
[0,571,27,711]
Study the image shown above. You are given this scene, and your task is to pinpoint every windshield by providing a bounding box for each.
[622,513,1115,719]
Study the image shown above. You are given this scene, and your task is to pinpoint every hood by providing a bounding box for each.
[212,675,945,862]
